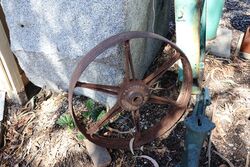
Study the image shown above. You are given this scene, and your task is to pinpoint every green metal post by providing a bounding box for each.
[175,0,202,80]
[206,0,225,40]
[175,0,207,95]
[199,0,207,85]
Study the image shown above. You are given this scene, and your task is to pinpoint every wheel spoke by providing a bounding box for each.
[148,95,179,107]
[132,110,141,137]
[143,52,180,86]
[87,103,122,134]
[76,81,119,95]
[124,40,135,81]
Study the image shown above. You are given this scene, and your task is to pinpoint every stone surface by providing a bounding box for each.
[1,0,172,106]
[0,91,6,148]
[206,28,232,58]
[84,139,111,167]
[0,91,5,122]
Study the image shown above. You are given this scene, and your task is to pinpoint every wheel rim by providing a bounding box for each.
[68,31,193,149]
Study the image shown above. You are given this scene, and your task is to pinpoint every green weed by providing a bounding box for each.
[76,132,85,141]
[56,99,106,141]
[82,99,106,121]
[85,99,95,111]
[56,113,75,130]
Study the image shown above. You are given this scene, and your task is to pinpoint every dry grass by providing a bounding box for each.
[204,55,250,167]
[0,91,92,167]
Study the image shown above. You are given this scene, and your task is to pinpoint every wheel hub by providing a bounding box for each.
[119,81,149,111]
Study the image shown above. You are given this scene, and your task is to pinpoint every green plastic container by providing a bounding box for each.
[206,0,225,40]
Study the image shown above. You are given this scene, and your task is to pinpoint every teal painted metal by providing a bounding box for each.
[175,0,207,94]
[199,0,206,85]
[180,88,215,167]
[175,0,204,81]
[206,0,225,40]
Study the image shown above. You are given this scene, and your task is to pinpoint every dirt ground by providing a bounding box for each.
[1,56,249,167]
[1,0,250,167]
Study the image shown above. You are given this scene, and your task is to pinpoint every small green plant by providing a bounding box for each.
[56,114,86,140]
[85,99,95,111]
[82,99,106,121]
[76,132,85,141]
[56,113,75,130]
[82,99,94,118]
[96,110,106,121]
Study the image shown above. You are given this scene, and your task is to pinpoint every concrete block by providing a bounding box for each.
[1,0,173,106]
[84,139,111,167]
[207,28,232,58]
[234,33,244,57]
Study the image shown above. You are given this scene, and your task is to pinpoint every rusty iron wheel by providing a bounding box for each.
[68,31,192,149]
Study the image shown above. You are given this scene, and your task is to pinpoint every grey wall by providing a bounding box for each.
[1,0,173,106]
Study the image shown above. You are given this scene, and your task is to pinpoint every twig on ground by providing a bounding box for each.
[25,142,43,167]
[129,137,159,167]
[129,138,135,155]
[207,95,218,167]
[149,81,164,91]
[17,111,35,120]
[106,126,135,135]
[246,151,250,167]
[215,57,233,64]
[213,150,235,167]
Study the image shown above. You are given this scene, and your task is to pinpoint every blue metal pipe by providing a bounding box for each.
[180,88,215,167]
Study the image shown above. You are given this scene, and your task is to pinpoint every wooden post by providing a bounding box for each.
[0,20,27,104]
[0,59,12,92]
